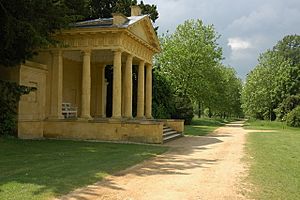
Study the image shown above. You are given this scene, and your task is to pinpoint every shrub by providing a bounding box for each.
[152,69,175,119]
[0,80,34,136]
[171,93,194,125]
[275,94,300,120]
[286,106,300,127]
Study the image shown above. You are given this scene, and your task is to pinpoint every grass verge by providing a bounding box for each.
[184,117,233,136]
[0,138,167,200]
[244,120,300,200]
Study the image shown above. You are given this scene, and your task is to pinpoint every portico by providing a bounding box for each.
[3,6,184,144]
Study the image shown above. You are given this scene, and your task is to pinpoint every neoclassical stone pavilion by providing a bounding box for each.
[0,6,183,143]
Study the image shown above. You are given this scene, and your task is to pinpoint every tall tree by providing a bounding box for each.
[157,19,223,106]
[242,35,300,120]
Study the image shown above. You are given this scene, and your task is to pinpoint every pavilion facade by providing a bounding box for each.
[0,6,184,143]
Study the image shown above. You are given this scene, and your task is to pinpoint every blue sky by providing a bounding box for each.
[146,0,300,79]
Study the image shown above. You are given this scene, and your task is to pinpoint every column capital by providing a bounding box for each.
[127,54,133,60]
[81,49,91,56]
[139,60,145,65]
[146,63,153,68]
[112,49,123,54]
[50,50,63,57]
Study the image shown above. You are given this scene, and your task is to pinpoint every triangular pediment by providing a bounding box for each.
[127,16,160,52]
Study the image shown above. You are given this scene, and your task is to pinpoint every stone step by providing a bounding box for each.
[163,128,174,132]
[163,133,183,142]
[163,130,178,137]
[162,125,183,143]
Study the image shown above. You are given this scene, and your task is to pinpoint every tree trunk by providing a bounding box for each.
[198,101,201,118]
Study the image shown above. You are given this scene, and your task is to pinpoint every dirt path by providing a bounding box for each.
[58,121,248,200]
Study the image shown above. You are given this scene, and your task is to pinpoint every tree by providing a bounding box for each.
[242,35,300,120]
[88,0,158,23]
[157,19,223,106]
[156,19,242,120]
[214,65,243,118]
[0,0,78,67]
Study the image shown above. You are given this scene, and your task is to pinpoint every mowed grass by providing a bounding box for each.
[0,138,167,200]
[244,120,300,200]
[184,117,231,136]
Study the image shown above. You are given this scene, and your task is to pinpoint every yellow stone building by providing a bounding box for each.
[0,6,184,143]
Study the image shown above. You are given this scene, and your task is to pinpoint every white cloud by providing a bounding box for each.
[228,38,252,51]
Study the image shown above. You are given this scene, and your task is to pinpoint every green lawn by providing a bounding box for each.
[0,138,167,200]
[244,120,300,200]
[184,117,231,136]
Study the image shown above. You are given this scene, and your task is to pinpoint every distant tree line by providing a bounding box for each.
[242,35,300,127]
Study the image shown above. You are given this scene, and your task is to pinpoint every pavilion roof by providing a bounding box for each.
[73,15,147,28]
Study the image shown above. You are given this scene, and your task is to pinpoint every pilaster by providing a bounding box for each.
[49,50,64,119]
[145,64,152,118]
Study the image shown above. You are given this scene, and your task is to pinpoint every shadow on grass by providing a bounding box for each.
[0,137,167,200]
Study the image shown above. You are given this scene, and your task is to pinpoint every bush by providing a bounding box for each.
[171,93,194,125]
[286,106,300,127]
[275,95,300,120]
[0,80,34,136]
[152,69,175,119]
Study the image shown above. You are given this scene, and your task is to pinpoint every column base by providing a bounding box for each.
[109,117,124,122]
[94,115,106,119]
[123,116,133,120]
[47,115,65,120]
[136,116,146,120]
[78,115,92,121]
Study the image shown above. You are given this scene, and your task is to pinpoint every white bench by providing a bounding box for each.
[62,103,77,119]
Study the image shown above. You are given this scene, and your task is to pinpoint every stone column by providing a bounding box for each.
[102,79,108,118]
[80,49,92,119]
[100,65,106,117]
[137,60,145,118]
[121,63,125,116]
[145,63,153,119]
[95,64,106,118]
[112,50,122,118]
[49,50,64,119]
[124,54,133,118]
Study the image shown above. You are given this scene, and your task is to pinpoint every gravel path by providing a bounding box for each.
[58,121,248,200]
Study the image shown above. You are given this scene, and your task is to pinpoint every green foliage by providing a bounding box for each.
[275,94,300,120]
[171,93,194,125]
[158,20,222,102]
[286,106,300,127]
[152,69,174,119]
[242,35,300,121]
[0,0,78,67]
[0,80,35,136]
[88,0,158,23]
[157,19,243,119]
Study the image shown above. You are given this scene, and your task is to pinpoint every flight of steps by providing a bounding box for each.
[163,125,183,143]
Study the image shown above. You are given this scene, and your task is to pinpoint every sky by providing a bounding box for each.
[145,0,300,79]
